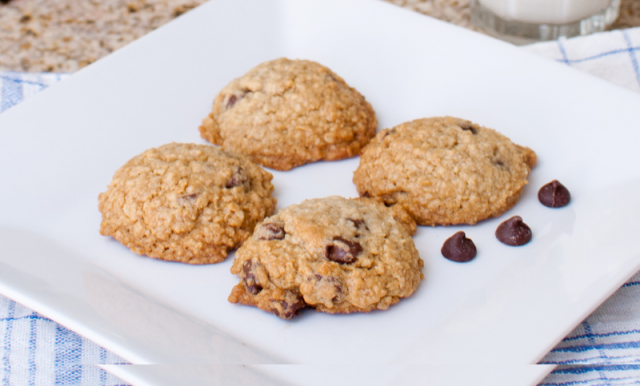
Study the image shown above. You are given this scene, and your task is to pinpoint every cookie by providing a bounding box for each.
[199,58,377,171]
[228,196,423,319]
[98,143,277,264]
[353,117,536,226]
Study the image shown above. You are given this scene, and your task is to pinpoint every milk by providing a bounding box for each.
[478,0,612,24]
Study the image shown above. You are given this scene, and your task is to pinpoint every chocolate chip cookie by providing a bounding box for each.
[98,143,277,264]
[353,117,536,226]
[228,196,423,319]
[199,58,377,171]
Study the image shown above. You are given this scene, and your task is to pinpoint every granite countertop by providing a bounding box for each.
[0,0,639,73]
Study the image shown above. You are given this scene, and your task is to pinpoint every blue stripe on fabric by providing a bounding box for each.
[1,301,16,386]
[622,281,640,288]
[0,76,47,88]
[553,365,640,374]
[542,353,640,365]
[555,47,640,64]
[582,320,610,375]
[100,348,107,385]
[0,315,53,323]
[622,30,640,88]
[0,77,24,113]
[28,316,37,386]
[557,39,571,65]
[55,325,83,385]
[589,381,640,386]
[563,329,640,342]
[552,340,640,353]
[539,378,604,386]
[540,378,640,386]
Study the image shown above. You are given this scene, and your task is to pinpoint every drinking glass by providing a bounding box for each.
[470,0,621,44]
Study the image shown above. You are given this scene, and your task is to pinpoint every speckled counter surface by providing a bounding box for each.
[0,0,639,72]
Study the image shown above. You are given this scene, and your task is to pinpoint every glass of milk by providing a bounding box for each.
[470,0,620,44]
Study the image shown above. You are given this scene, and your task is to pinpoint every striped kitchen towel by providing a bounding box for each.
[0,26,639,386]
[526,27,640,386]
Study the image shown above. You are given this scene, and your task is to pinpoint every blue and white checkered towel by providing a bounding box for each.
[1,27,639,386]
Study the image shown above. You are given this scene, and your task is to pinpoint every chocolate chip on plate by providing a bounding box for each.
[441,231,477,263]
[538,180,571,208]
[495,216,532,246]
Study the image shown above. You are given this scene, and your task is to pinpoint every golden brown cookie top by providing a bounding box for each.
[353,117,536,226]
[199,58,377,171]
[98,143,277,264]
[228,196,423,319]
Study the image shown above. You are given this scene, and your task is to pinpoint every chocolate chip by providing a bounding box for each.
[259,223,285,240]
[178,193,198,203]
[226,167,248,188]
[225,89,252,110]
[460,123,478,135]
[271,292,306,319]
[273,300,305,319]
[326,236,362,264]
[242,260,262,295]
[495,216,532,246]
[380,128,397,140]
[347,218,368,230]
[538,180,571,208]
[362,192,371,198]
[348,219,364,227]
[441,231,477,263]
[226,95,237,109]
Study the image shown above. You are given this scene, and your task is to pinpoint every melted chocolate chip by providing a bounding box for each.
[226,95,237,109]
[226,167,248,188]
[460,123,478,135]
[380,128,397,140]
[311,275,345,303]
[331,283,344,303]
[495,216,532,246]
[493,159,505,167]
[326,236,362,264]
[242,260,262,295]
[259,223,285,240]
[441,231,477,263]
[225,89,252,110]
[270,292,306,319]
[348,218,364,228]
[272,300,305,319]
[178,193,198,203]
[347,218,368,231]
[538,180,571,208]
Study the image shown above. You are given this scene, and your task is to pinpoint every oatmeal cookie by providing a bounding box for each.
[228,196,423,319]
[353,117,536,226]
[199,58,377,171]
[98,143,277,264]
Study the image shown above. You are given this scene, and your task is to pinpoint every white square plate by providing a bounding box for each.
[1,0,640,384]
